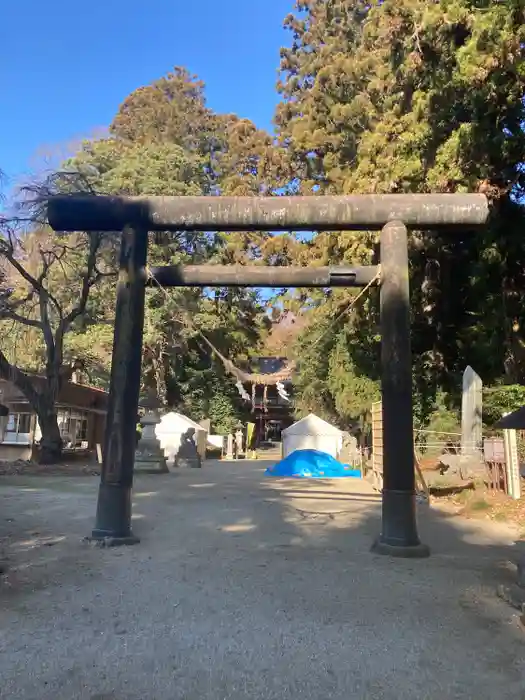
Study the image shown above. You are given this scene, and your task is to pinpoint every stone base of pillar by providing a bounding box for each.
[90,482,140,544]
[372,490,430,558]
[134,448,169,473]
[176,456,202,469]
[89,533,141,547]
[371,538,430,558]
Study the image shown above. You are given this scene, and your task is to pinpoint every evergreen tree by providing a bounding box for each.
[66,72,274,423]
[277,0,525,427]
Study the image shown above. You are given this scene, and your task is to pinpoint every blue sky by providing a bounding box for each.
[2,0,294,188]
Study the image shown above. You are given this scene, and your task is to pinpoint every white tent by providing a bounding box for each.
[155,412,208,465]
[282,414,344,459]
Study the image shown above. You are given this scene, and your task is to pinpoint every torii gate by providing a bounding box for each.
[48,193,489,558]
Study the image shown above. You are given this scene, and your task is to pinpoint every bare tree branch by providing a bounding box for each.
[58,232,104,336]
[0,240,63,315]
[0,308,43,329]
[0,166,113,462]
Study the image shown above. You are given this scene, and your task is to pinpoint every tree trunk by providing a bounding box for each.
[36,410,63,464]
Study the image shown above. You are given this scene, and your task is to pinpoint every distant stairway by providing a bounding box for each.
[256,441,282,460]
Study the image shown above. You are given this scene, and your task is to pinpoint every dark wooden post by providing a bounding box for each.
[91,224,148,544]
[372,221,430,558]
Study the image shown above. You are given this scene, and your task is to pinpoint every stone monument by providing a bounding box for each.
[175,428,202,469]
[134,392,168,474]
[461,365,483,456]
[459,366,484,478]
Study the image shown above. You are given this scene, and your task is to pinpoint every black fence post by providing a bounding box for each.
[372,220,430,558]
[91,224,148,545]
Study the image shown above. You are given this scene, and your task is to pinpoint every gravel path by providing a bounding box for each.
[1,461,524,700]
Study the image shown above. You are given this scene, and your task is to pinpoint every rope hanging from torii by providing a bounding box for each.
[146,267,296,395]
[145,264,380,403]
[195,331,296,386]
[191,265,381,389]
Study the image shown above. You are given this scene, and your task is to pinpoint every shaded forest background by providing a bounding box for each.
[1,0,525,461]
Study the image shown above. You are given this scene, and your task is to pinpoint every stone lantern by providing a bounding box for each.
[134,391,168,474]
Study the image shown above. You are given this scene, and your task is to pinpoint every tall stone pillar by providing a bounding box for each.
[372,220,429,558]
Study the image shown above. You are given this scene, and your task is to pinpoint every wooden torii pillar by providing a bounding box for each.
[48,193,489,556]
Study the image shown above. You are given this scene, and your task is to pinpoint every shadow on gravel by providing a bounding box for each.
[1,460,525,699]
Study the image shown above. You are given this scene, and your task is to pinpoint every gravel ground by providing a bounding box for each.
[0,458,100,476]
[1,461,524,700]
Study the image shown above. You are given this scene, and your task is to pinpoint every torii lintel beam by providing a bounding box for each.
[48,193,489,233]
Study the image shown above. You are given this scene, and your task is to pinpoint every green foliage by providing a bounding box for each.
[110,67,216,152]
[178,366,246,434]
[483,384,525,426]
[277,0,525,428]
[291,304,380,432]
[292,321,337,424]
[418,391,460,434]
[59,71,275,421]
[69,139,204,197]
[278,0,525,197]
[206,394,242,435]
[326,330,380,426]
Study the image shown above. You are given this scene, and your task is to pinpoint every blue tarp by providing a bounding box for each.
[265,449,361,479]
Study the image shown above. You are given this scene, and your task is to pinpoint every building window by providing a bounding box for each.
[3,413,33,444]
[57,409,90,449]
[77,417,88,444]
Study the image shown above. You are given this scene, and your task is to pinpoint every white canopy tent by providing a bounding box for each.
[282,414,344,459]
[155,412,208,465]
